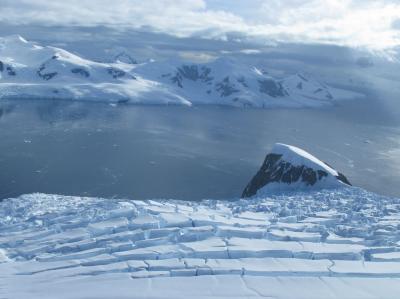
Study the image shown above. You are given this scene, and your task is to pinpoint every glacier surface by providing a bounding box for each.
[1,188,400,298]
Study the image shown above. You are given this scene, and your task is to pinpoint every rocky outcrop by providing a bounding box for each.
[258,79,288,97]
[164,64,213,88]
[37,64,57,80]
[215,76,239,97]
[6,65,16,76]
[242,144,351,198]
[71,68,90,78]
[114,52,137,64]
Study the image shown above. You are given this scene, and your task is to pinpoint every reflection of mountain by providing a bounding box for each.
[0,35,362,108]
[0,103,15,119]
[35,101,90,124]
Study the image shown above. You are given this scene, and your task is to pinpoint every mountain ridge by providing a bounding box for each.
[0,35,363,107]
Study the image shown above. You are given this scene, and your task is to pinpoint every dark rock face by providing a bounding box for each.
[6,66,16,76]
[166,65,213,88]
[179,65,212,82]
[336,172,352,186]
[107,67,126,79]
[114,52,137,64]
[37,65,57,80]
[170,73,183,88]
[242,153,351,198]
[215,76,239,97]
[71,68,90,78]
[258,79,288,97]
[296,82,303,89]
[0,61,3,72]
[237,76,248,88]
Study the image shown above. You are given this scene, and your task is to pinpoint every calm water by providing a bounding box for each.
[0,96,399,200]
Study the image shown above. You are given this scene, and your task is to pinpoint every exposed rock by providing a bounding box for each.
[242,143,351,198]
[215,76,239,97]
[237,76,248,88]
[258,79,288,97]
[107,67,126,79]
[37,67,57,80]
[114,52,137,64]
[71,68,90,78]
[6,66,16,76]
[167,64,213,88]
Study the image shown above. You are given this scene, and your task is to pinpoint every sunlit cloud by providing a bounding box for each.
[0,0,399,49]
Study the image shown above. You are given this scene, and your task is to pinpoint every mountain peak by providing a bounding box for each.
[242,143,351,197]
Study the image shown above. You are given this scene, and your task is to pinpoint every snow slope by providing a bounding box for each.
[1,188,400,298]
[0,35,362,107]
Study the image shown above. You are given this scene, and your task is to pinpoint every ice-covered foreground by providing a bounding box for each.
[0,35,362,108]
[1,188,400,298]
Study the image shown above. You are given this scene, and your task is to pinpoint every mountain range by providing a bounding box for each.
[0,35,362,107]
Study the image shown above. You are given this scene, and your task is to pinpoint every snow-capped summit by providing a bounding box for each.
[242,143,351,197]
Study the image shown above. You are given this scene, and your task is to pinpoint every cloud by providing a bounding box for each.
[251,0,400,49]
[1,0,399,50]
[392,19,400,30]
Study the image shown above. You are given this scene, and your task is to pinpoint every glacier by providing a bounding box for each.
[0,35,363,108]
[1,187,400,298]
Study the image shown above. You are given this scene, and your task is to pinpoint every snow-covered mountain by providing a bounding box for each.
[0,35,362,107]
[242,143,351,197]
[0,35,188,105]
[135,57,361,108]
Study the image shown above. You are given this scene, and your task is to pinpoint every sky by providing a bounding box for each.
[0,0,400,50]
